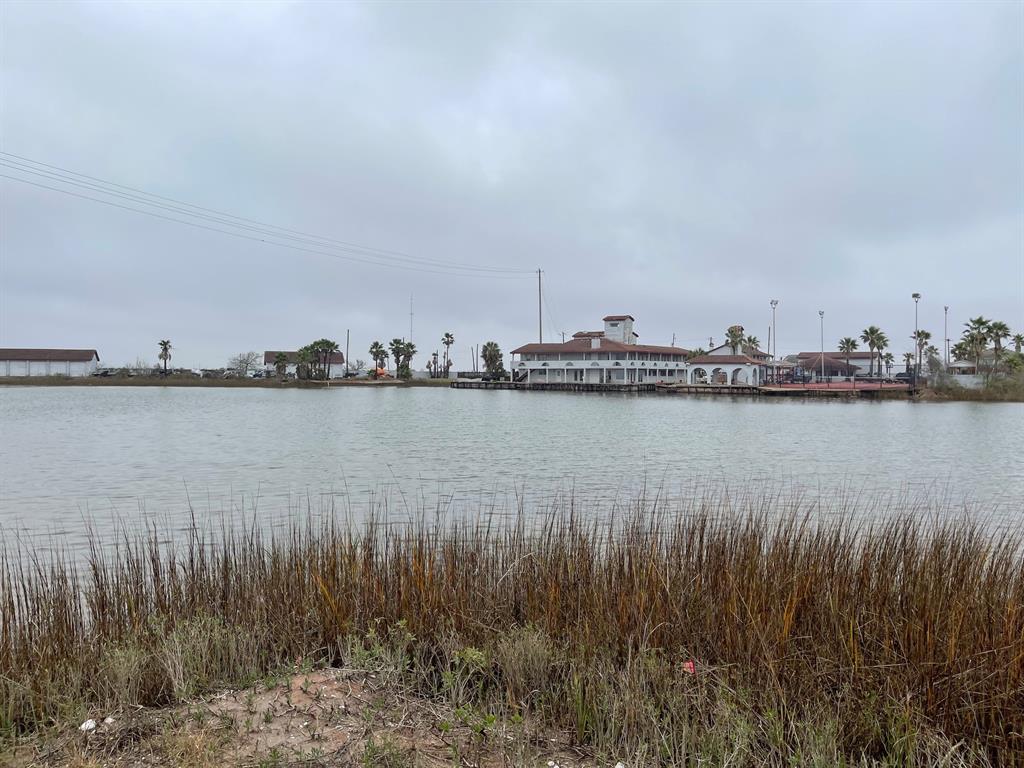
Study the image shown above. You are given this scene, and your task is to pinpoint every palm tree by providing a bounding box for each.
[296,346,313,380]
[1012,333,1024,354]
[962,321,989,370]
[314,339,340,379]
[388,339,405,377]
[369,342,387,375]
[859,326,881,376]
[157,340,172,376]
[838,337,858,375]
[442,332,455,374]
[274,352,288,378]
[903,352,914,372]
[744,335,760,353]
[882,352,894,376]
[964,316,991,347]
[725,325,745,354]
[481,341,504,375]
[911,330,931,376]
[988,321,1010,355]
[686,347,707,360]
[874,331,890,377]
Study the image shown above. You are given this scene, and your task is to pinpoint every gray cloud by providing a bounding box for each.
[2,0,1021,368]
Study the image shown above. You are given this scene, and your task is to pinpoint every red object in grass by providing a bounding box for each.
[682,659,696,675]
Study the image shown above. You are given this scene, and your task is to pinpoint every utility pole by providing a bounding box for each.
[671,333,676,347]
[345,329,350,375]
[537,268,542,343]
[560,331,566,343]
[409,295,413,345]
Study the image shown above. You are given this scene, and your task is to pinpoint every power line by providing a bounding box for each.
[1,173,534,280]
[0,151,535,277]
[540,281,562,344]
[1,152,531,273]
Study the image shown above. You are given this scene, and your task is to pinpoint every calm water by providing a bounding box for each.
[1,386,1022,547]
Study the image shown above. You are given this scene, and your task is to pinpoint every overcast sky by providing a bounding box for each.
[1,1,1021,369]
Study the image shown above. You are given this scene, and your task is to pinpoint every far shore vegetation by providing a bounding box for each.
[2,494,1021,766]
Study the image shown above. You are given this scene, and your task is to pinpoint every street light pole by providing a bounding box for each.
[818,310,825,385]
[912,292,921,382]
[944,305,949,368]
[770,299,778,384]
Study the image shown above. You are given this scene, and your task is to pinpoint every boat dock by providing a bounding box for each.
[450,381,656,393]
[452,381,912,398]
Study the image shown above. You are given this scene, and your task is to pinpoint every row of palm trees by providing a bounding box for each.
[951,317,1023,371]
[293,339,341,380]
[368,332,461,379]
[836,333,899,376]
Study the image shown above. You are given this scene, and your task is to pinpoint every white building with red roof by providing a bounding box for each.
[685,342,770,385]
[511,315,690,385]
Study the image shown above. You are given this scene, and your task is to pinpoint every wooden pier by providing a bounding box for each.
[450,381,656,393]
[656,384,761,396]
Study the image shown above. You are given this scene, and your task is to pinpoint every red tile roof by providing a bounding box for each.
[264,350,345,365]
[686,354,764,365]
[795,354,859,374]
[511,338,688,356]
[798,351,874,360]
[708,343,769,358]
[0,348,99,362]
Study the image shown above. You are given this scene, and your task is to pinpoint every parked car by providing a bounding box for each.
[894,372,912,382]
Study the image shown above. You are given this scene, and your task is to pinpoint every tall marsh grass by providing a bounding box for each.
[2,495,1022,764]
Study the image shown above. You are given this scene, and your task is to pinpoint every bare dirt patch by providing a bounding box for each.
[3,668,594,767]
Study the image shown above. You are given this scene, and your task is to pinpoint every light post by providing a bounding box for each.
[943,305,949,368]
[912,292,921,382]
[770,299,778,383]
[818,310,825,386]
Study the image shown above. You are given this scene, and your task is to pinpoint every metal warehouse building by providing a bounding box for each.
[0,348,100,377]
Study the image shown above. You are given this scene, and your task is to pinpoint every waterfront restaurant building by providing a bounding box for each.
[0,348,100,377]
[511,315,690,385]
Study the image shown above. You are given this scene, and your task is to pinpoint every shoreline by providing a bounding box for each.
[1,375,1019,401]
[0,375,452,389]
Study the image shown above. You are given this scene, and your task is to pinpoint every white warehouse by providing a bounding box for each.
[0,348,100,377]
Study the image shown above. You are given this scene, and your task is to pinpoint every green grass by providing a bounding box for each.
[2,498,1021,764]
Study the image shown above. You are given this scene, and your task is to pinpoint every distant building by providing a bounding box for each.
[263,350,346,378]
[511,315,690,385]
[0,349,100,377]
[792,353,860,379]
[796,351,876,375]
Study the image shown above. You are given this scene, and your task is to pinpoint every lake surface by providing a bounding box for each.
[1,386,1021,548]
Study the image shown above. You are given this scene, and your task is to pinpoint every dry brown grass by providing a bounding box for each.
[2,498,1022,765]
